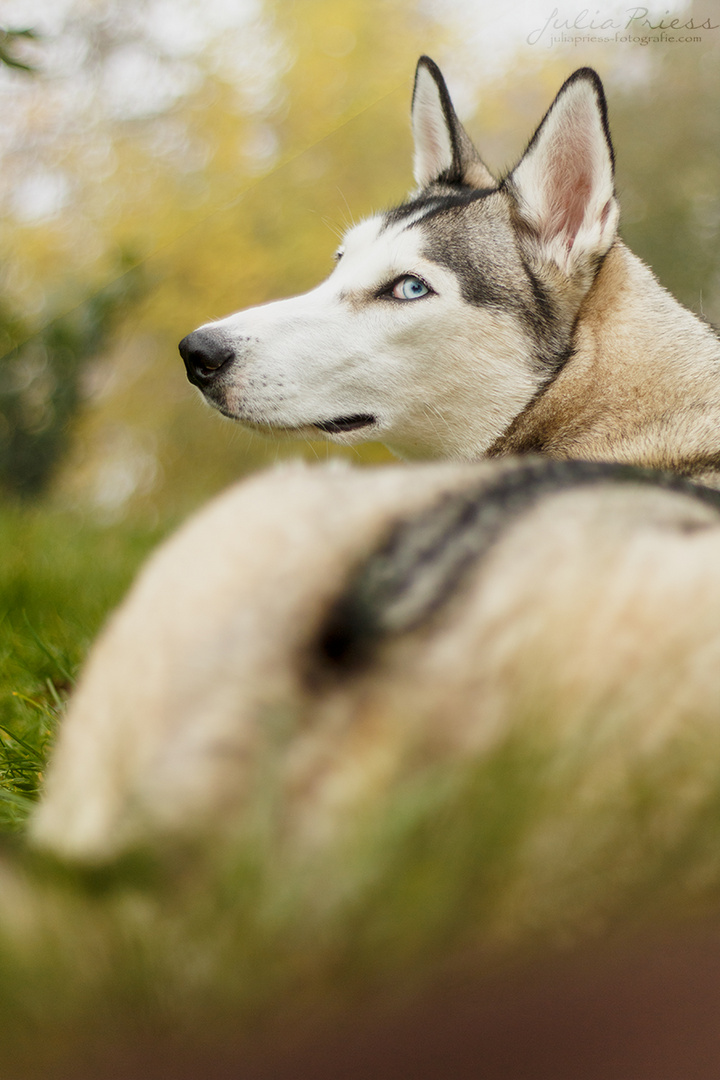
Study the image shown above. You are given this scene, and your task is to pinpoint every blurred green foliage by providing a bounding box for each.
[0,263,143,499]
[613,49,720,318]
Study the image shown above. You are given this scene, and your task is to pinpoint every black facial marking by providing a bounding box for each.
[422,227,520,311]
[519,257,555,334]
[398,192,573,379]
[383,187,568,349]
[381,187,494,232]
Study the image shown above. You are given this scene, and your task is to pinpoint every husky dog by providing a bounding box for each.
[179,58,720,483]
[30,62,720,863]
[31,457,720,860]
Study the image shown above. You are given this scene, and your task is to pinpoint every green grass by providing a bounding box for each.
[0,505,168,831]
[3,725,720,1077]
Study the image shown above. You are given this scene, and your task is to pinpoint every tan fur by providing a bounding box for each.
[30,459,720,860]
[491,242,720,483]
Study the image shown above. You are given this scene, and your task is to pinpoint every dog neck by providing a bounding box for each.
[489,241,720,485]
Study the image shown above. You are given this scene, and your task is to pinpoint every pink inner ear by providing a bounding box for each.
[544,105,600,249]
[547,157,592,248]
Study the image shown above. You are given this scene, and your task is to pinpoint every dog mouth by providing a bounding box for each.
[313,414,376,434]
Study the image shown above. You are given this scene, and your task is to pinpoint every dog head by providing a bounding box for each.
[180,58,618,461]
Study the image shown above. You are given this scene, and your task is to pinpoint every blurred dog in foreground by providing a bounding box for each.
[31,457,720,858]
[180,58,720,485]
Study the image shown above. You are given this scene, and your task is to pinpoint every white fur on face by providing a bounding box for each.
[197,214,541,461]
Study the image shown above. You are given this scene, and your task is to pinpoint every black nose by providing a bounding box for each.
[179,329,234,386]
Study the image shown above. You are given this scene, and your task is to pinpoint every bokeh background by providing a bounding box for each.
[1,7,720,1065]
[1,0,720,523]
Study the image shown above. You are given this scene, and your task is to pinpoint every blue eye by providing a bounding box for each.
[391,276,430,300]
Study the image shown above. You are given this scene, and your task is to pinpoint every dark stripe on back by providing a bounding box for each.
[317,459,720,671]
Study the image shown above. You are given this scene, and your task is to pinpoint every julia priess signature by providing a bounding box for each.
[528,7,720,46]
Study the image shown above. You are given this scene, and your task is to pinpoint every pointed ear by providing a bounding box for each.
[506,68,618,276]
[411,56,495,190]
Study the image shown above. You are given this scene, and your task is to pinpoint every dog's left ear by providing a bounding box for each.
[506,68,618,276]
[412,56,495,189]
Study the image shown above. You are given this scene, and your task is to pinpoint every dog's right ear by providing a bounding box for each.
[505,68,618,277]
[411,56,495,190]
